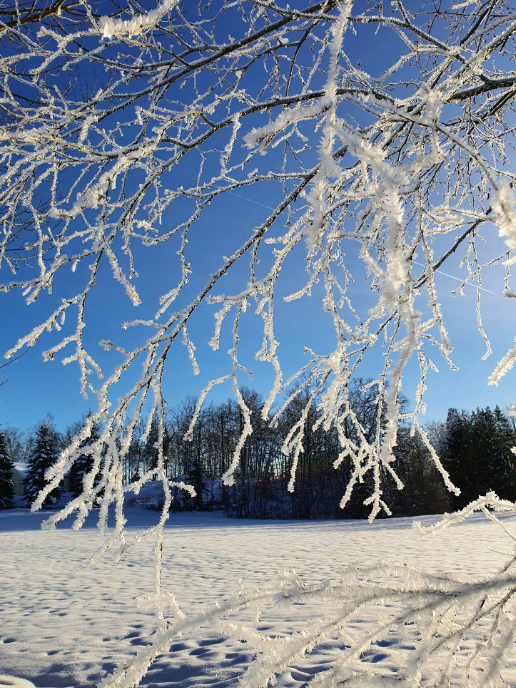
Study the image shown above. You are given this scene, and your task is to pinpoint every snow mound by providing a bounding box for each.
[0,677,35,688]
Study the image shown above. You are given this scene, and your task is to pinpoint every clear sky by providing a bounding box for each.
[1,7,515,433]
[1,178,515,434]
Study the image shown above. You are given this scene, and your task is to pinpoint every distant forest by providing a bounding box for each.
[2,379,516,518]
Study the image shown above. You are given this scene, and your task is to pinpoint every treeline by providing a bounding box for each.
[432,406,516,510]
[123,381,450,518]
[1,383,516,517]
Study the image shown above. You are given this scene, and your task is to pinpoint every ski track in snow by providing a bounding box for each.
[1,508,516,687]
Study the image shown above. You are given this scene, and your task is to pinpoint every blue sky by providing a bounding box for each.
[1,179,515,434]
[1,5,515,433]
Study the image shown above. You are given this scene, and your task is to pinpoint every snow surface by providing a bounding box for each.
[0,677,37,687]
[2,508,516,687]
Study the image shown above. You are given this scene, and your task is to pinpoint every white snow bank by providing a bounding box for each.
[2,511,516,687]
[0,678,36,688]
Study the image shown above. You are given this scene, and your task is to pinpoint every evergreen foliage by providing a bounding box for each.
[0,428,14,509]
[24,420,62,508]
[390,427,450,517]
[142,415,170,478]
[142,416,159,477]
[68,417,101,499]
[442,406,516,509]
[186,458,206,511]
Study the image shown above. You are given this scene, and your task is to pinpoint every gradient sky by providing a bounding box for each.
[1,181,514,434]
[1,9,515,433]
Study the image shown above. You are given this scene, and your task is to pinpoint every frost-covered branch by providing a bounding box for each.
[3,0,516,684]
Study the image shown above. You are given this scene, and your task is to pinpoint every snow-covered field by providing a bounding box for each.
[1,507,516,688]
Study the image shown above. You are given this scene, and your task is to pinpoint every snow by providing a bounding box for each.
[0,678,37,687]
[1,508,516,687]
[12,464,28,480]
[99,0,180,39]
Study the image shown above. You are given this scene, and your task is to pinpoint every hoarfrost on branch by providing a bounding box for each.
[2,0,516,684]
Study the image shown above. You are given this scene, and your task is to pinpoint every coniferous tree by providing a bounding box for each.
[441,406,516,509]
[453,407,490,508]
[492,406,516,500]
[187,457,206,511]
[125,420,144,484]
[391,426,449,516]
[468,406,516,502]
[142,415,160,477]
[68,416,101,499]
[441,408,472,510]
[142,415,170,478]
[24,419,61,508]
[0,428,14,509]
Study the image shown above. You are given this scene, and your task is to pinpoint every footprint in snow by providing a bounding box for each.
[198,637,225,647]
[360,650,390,663]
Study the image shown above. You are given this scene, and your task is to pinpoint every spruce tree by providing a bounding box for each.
[391,426,449,517]
[0,428,14,509]
[68,417,101,499]
[490,406,516,500]
[466,407,496,506]
[143,415,160,477]
[442,408,472,510]
[187,457,206,511]
[24,420,61,508]
[462,407,515,505]
[442,406,516,508]
[142,415,170,479]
